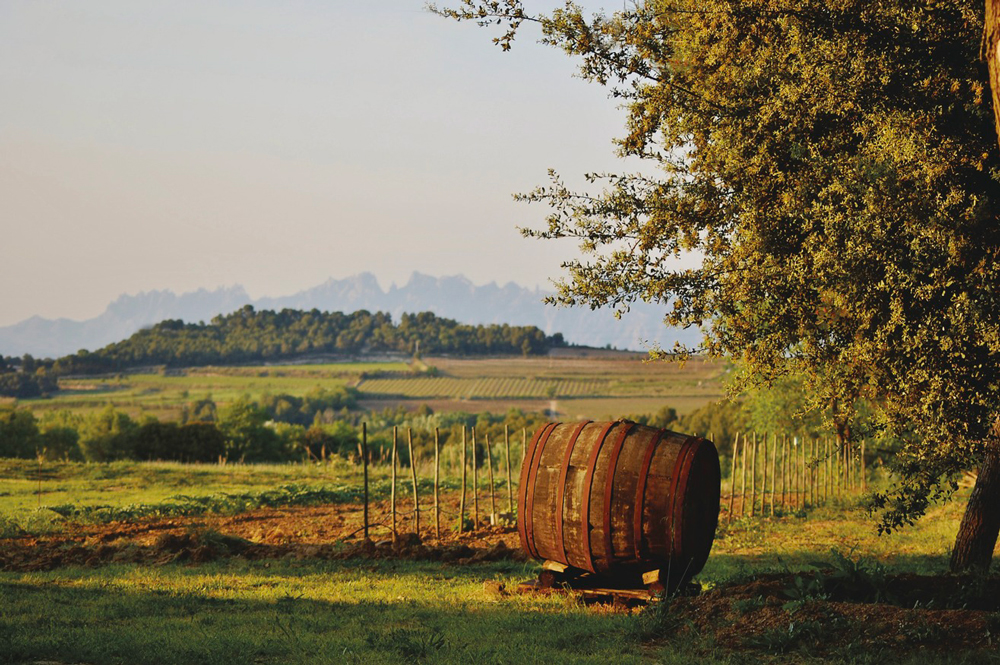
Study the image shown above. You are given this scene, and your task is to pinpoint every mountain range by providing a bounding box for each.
[0,272,701,358]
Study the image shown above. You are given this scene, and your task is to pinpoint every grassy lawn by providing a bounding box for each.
[0,558,648,665]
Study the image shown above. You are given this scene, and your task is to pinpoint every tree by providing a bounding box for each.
[0,406,41,458]
[78,406,137,462]
[217,396,281,462]
[436,0,1000,570]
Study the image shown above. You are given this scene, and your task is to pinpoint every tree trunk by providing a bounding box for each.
[987,0,1000,147]
[950,442,1000,572]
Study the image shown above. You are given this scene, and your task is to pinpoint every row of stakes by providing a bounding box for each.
[356,423,868,541]
[719,431,868,522]
[360,424,527,542]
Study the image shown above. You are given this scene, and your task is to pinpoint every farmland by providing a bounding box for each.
[0,457,995,664]
[3,353,997,664]
[16,351,729,423]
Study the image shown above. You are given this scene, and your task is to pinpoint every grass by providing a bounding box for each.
[0,459,994,664]
[0,558,645,665]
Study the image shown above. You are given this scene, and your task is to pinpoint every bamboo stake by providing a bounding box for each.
[472,426,480,529]
[362,422,369,540]
[407,428,419,534]
[760,433,768,516]
[769,432,777,516]
[391,426,398,541]
[793,436,800,509]
[811,439,817,506]
[728,432,740,523]
[781,433,788,510]
[801,436,806,509]
[434,427,440,540]
[806,440,816,506]
[749,432,758,518]
[805,438,811,508]
[485,433,497,524]
[740,431,748,518]
[458,426,467,532]
[504,424,513,514]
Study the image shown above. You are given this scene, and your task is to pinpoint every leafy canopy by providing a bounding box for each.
[435,0,1000,529]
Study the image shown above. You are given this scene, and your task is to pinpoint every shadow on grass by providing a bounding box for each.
[700,551,952,585]
[0,560,641,665]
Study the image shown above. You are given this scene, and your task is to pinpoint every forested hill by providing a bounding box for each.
[42,306,564,375]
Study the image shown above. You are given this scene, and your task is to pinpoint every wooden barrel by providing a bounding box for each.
[517,421,720,583]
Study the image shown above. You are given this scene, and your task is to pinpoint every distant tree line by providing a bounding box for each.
[0,393,552,466]
[0,355,58,398]
[0,308,564,382]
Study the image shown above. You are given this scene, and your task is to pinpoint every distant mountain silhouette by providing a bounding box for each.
[0,273,700,357]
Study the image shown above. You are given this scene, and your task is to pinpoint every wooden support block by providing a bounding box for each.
[542,560,569,573]
[641,569,661,586]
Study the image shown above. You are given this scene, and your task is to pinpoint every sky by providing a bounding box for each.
[0,0,655,327]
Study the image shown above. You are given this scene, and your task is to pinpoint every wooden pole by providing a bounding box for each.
[521,427,527,470]
[728,432,739,523]
[749,432,758,518]
[485,433,497,524]
[739,431,748,518]
[804,438,810,508]
[362,422,369,540]
[458,426,467,532]
[434,427,440,540]
[806,439,816,506]
[391,426,398,541]
[781,433,788,510]
[801,436,806,509]
[769,432,776,516]
[760,433,768,516]
[504,424,513,514]
[472,426,480,529]
[407,428,419,534]
[792,436,799,509]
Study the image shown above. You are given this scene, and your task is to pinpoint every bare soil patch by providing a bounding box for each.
[0,496,524,572]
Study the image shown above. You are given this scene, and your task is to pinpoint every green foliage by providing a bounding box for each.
[217,396,282,463]
[678,399,748,458]
[0,406,41,458]
[132,420,225,463]
[0,368,58,398]
[50,307,559,375]
[77,405,138,462]
[45,482,383,523]
[625,404,678,429]
[259,386,358,426]
[438,0,1000,533]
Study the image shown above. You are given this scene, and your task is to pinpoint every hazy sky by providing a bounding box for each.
[0,1,644,327]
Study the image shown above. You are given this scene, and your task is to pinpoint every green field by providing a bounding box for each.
[16,353,728,422]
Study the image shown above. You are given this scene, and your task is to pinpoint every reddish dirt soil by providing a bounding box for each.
[0,497,525,572]
[664,572,1000,658]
